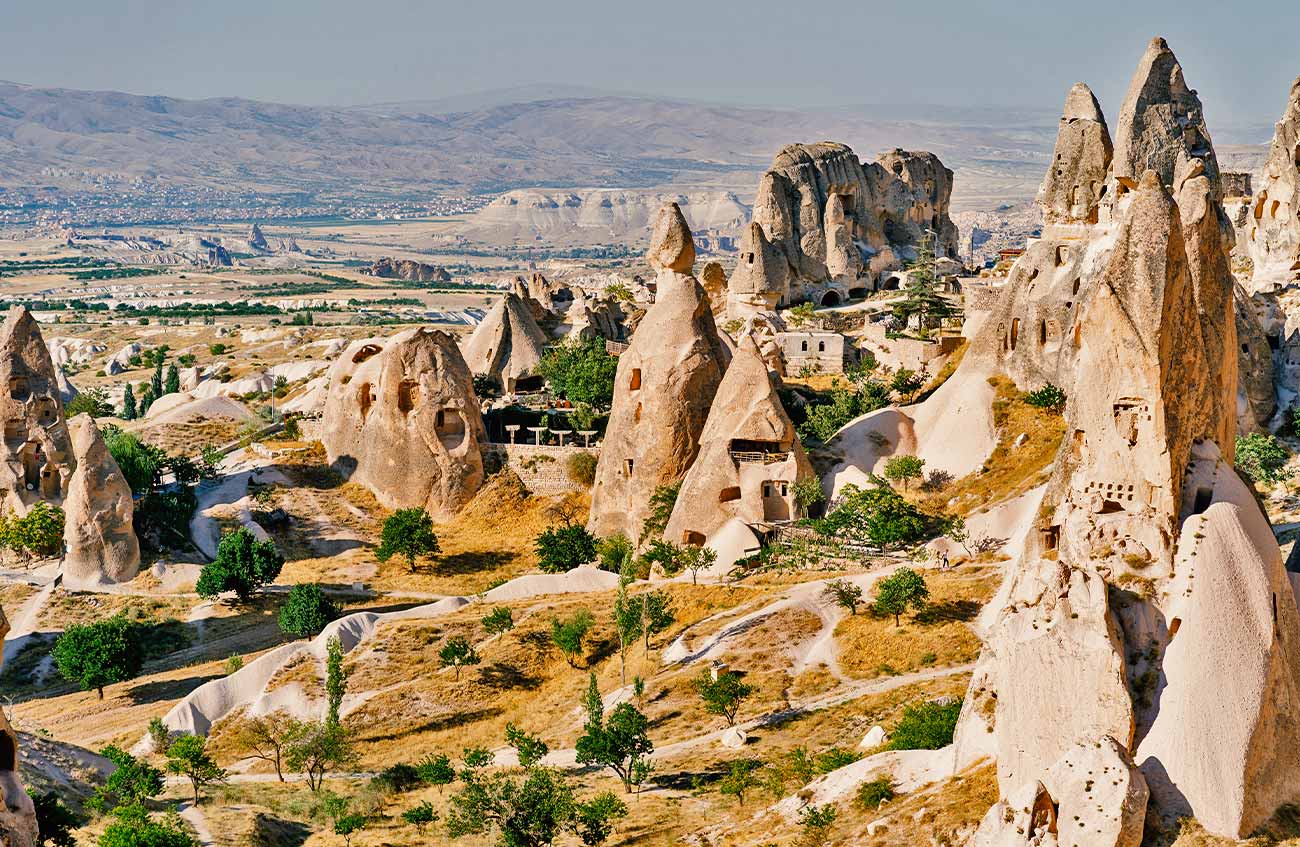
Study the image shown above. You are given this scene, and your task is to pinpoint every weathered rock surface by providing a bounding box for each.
[746,142,957,305]
[588,205,728,541]
[1045,737,1148,847]
[368,257,450,283]
[322,328,485,518]
[1038,83,1113,225]
[62,414,140,589]
[461,293,547,392]
[1248,78,1300,291]
[726,221,790,322]
[971,779,1058,847]
[663,335,812,544]
[0,609,35,847]
[646,202,696,273]
[0,308,74,513]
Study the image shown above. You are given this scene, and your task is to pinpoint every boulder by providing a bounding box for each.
[321,328,486,519]
[699,262,728,314]
[663,335,814,544]
[460,293,548,392]
[719,727,747,749]
[61,414,140,589]
[587,206,729,541]
[970,780,1058,847]
[860,725,888,749]
[1045,737,1147,847]
[368,257,450,283]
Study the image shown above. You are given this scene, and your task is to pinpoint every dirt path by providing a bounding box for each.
[3,579,56,665]
[177,801,215,847]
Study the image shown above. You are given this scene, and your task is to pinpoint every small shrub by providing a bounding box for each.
[888,699,963,750]
[567,451,598,486]
[1023,383,1066,412]
[223,655,244,675]
[857,775,897,808]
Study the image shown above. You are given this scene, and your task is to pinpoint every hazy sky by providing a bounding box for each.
[2,0,1296,129]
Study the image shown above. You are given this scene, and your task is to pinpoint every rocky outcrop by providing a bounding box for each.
[0,308,74,513]
[248,223,269,251]
[954,39,1300,841]
[321,328,485,519]
[745,142,957,305]
[699,262,727,315]
[1247,78,1300,291]
[460,293,548,392]
[1109,37,1219,202]
[588,204,729,541]
[0,609,36,847]
[61,415,140,589]
[726,222,789,322]
[368,258,451,284]
[1038,83,1113,225]
[662,335,812,545]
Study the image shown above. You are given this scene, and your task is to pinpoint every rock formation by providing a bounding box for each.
[0,308,73,514]
[0,608,36,847]
[1248,78,1300,291]
[248,223,269,251]
[460,293,548,392]
[698,262,728,314]
[662,335,813,545]
[1038,83,1113,225]
[321,328,485,518]
[952,39,1300,842]
[745,143,958,306]
[587,204,729,541]
[725,222,789,322]
[367,257,451,283]
[62,414,140,589]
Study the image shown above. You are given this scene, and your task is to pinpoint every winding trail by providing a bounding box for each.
[177,802,214,847]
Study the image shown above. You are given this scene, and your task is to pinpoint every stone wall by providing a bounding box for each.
[859,322,963,371]
[483,442,599,495]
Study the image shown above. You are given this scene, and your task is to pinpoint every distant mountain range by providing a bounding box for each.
[0,81,1270,210]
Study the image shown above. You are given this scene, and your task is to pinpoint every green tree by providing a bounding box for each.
[640,591,674,656]
[98,805,196,847]
[151,359,164,399]
[65,387,113,419]
[883,454,925,490]
[718,759,761,806]
[0,502,66,559]
[325,636,347,727]
[403,801,437,833]
[447,725,627,847]
[889,368,925,403]
[680,545,717,585]
[138,383,156,415]
[231,711,299,782]
[792,477,825,519]
[278,583,340,638]
[482,606,515,635]
[285,721,357,792]
[692,669,754,727]
[416,753,456,790]
[374,508,440,571]
[887,699,963,750]
[101,428,164,494]
[121,384,137,420]
[816,484,930,548]
[797,804,838,847]
[575,674,654,793]
[195,528,284,602]
[857,775,897,809]
[551,610,595,668]
[439,635,481,681]
[52,615,143,699]
[1023,383,1067,412]
[596,533,633,576]
[536,336,619,409]
[638,483,680,544]
[612,588,643,684]
[91,745,163,811]
[164,734,227,805]
[874,567,930,626]
[164,363,180,395]
[333,814,366,847]
[891,231,957,329]
[535,524,597,573]
[1236,432,1293,485]
[822,579,864,614]
[33,791,83,847]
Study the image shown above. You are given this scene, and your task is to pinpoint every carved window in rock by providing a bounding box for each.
[1009,319,1020,351]
[1111,398,1148,447]
[1038,320,1048,346]
[629,369,641,391]
[1192,487,1212,515]
[396,380,419,414]
[744,252,755,265]
[8,376,29,402]
[1054,245,1069,267]
[800,340,808,352]
[34,396,58,426]
[719,486,741,503]
[3,421,21,446]
[683,531,706,547]
[1073,320,1082,348]
[352,344,382,364]
[434,408,466,449]
[1072,278,1081,296]
[357,383,374,418]
[1041,524,1060,551]
[1272,200,1282,219]
[762,482,772,498]
[817,341,826,353]
[0,732,13,771]
[1255,194,1268,221]
[18,441,40,490]
[40,462,59,498]
[1168,617,1182,640]
[624,458,634,478]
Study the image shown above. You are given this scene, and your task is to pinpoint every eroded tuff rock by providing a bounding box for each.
[1248,78,1300,291]
[322,328,485,518]
[1038,83,1113,225]
[699,262,728,315]
[726,221,790,322]
[460,293,547,393]
[662,335,812,545]
[0,609,35,847]
[588,205,729,541]
[955,38,1300,842]
[0,308,73,513]
[1110,37,1219,200]
[62,414,140,589]
[746,142,957,306]
[368,257,451,283]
